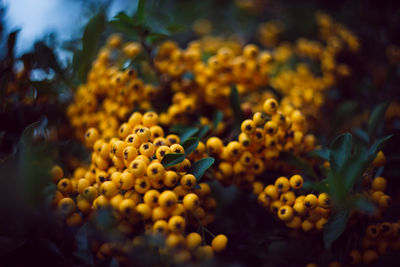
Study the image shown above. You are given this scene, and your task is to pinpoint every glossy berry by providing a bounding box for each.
[183,193,200,211]
[278,205,294,221]
[274,176,290,193]
[289,174,303,189]
[263,98,278,115]
[304,194,318,209]
[211,234,228,252]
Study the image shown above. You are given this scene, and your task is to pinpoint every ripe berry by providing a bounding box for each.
[211,234,228,252]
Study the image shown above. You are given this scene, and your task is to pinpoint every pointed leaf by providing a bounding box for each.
[189,157,215,181]
[196,125,210,139]
[182,137,199,156]
[329,133,352,171]
[213,110,224,129]
[323,210,349,249]
[179,127,199,143]
[368,102,389,138]
[161,153,185,168]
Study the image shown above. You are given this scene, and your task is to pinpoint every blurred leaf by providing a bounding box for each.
[0,131,5,147]
[182,137,199,156]
[76,13,106,83]
[323,210,349,249]
[341,135,392,193]
[161,153,185,168]
[196,125,210,139]
[279,152,317,179]
[230,86,244,127]
[134,0,146,24]
[350,196,376,215]
[188,157,215,181]
[306,149,330,160]
[213,110,224,130]
[368,134,393,157]
[368,102,389,139]
[109,12,141,37]
[303,180,329,192]
[18,121,53,205]
[353,128,370,144]
[329,133,352,171]
[74,224,94,266]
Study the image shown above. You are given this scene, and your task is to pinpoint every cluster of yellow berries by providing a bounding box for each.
[50,111,228,264]
[206,97,316,188]
[66,34,158,141]
[350,220,400,265]
[257,175,331,232]
[366,176,392,213]
[154,41,272,118]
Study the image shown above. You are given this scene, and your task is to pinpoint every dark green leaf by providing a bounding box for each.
[189,157,215,181]
[303,180,329,192]
[350,196,376,215]
[213,110,224,130]
[196,125,210,139]
[134,0,146,24]
[329,133,352,171]
[109,12,141,37]
[323,210,349,249]
[161,153,185,168]
[230,85,244,126]
[368,134,393,157]
[78,13,106,82]
[179,127,199,143]
[353,128,370,144]
[368,102,389,138]
[306,149,330,160]
[279,152,317,179]
[182,137,199,156]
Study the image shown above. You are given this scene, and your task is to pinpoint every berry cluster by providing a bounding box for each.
[50,111,227,264]
[67,35,157,141]
[206,97,316,189]
[258,175,331,231]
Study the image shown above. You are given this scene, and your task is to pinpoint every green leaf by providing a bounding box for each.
[350,196,376,215]
[279,152,317,179]
[109,12,141,37]
[368,102,389,138]
[78,13,106,82]
[368,134,393,157]
[230,85,244,127]
[323,210,349,249]
[134,0,146,24]
[161,153,185,168]
[196,125,210,139]
[182,137,199,156]
[213,110,224,130]
[170,125,199,142]
[329,133,352,171]
[306,149,330,160]
[303,180,329,192]
[189,157,215,181]
[353,128,370,144]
